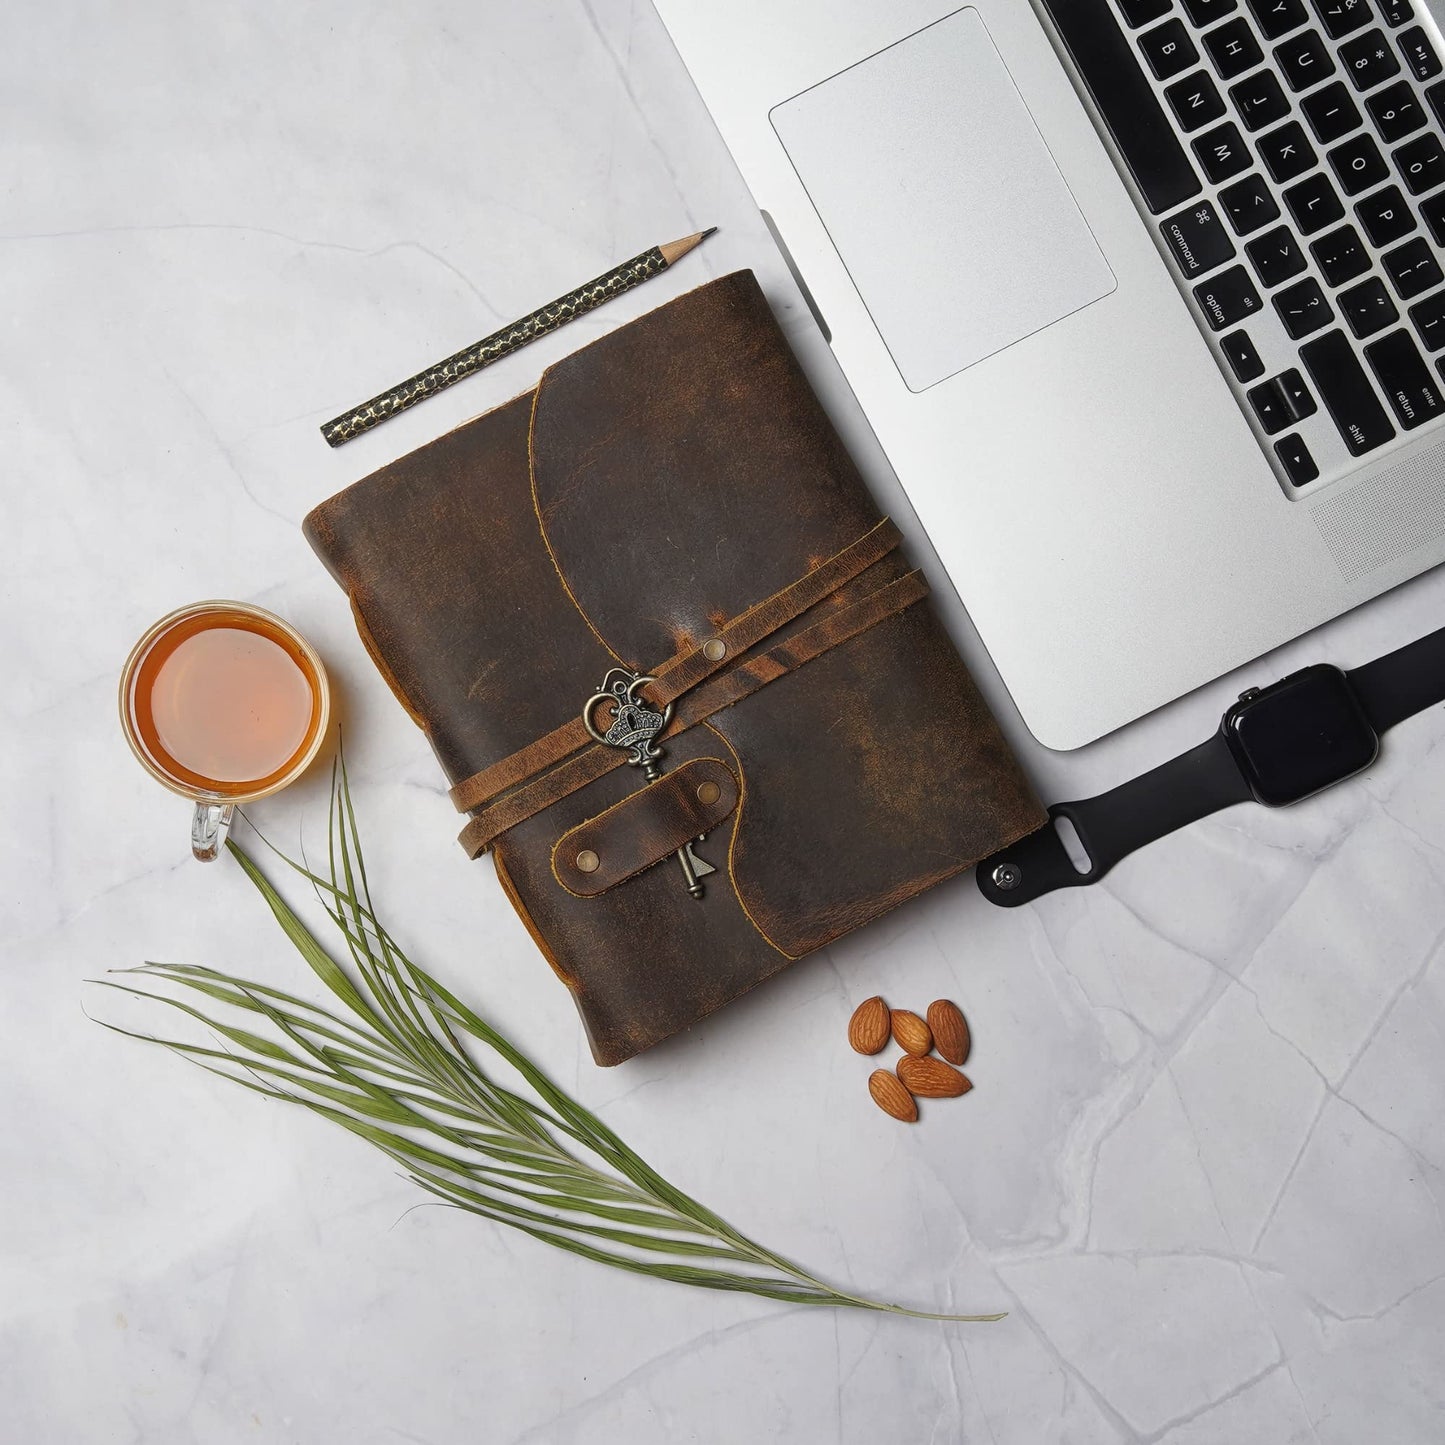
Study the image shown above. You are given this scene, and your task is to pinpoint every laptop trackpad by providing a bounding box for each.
[770,8,1116,392]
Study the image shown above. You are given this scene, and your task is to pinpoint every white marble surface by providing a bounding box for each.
[6,2,1445,1440]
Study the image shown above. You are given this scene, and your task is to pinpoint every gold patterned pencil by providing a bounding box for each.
[320,227,717,447]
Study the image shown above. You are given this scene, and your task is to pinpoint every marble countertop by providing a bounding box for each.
[7,2,1445,1440]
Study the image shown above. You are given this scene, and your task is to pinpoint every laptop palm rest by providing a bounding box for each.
[770,7,1116,392]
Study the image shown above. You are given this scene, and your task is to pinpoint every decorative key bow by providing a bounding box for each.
[582,668,714,898]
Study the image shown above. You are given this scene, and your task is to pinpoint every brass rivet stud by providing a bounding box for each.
[575,849,600,874]
[702,638,727,662]
[696,780,721,807]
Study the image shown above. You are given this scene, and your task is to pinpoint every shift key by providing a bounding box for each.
[1364,327,1445,429]
[1300,329,1397,454]
[1193,265,1262,330]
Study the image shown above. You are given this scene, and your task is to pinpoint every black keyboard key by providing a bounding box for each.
[1220,172,1282,232]
[1249,370,1318,430]
[1247,224,1310,284]
[1300,328,1397,451]
[1231,70,1292,130]
[1248,0,1309,37]
[1249,377,1293,430]
[1277,367,1319,417]
[1368,79,1426,141]
[1120,0,1172,25]
[1303,80,1363,142]
[1159,200,1238,275]
[1398,25,1442,80]
[1408,289,1445,349]
[1383,235,1444,296]
[1182,0,1237,20]
[1277,31,1336,91]
[1312,223,1372,284]
[1141,18,1200,77]
[1355,182,1417,243]
[1221,327,1267,378]
[1340,275,1401,334]
[1340,29,1403,90]
[1205,18,1263,78]
[1379,0,1413,24]
[1258,120,1318,180]
[1365,325,1445,425]
[1284,171,1345,232]
[1310,0,1373,38]
[1040,0,1204,213]
[1167,70,1228,129]
[1421,189,1445,242]
[1328,132,1390,193]
[1276,433,1321,483]
[1195,263,1265,326]
[1395,132,1445,193]
[1275,276,1337,335]
[1193,121,1252,180]
[1429,80,1445,128]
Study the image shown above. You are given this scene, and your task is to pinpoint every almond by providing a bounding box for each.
[869,1069,919,1122]
[927,999,971,1066]
[897,1055,971,1099]
[891,1009,933,1056]
[847,995,891,1055]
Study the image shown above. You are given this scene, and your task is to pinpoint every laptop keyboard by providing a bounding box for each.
[1042,0,1445,491]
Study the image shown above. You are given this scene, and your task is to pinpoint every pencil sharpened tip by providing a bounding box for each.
[658,227,718,265]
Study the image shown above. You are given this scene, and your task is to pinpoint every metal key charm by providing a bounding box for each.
[583,669,714,898]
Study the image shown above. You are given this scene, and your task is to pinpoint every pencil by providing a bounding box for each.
[320,227,718,447]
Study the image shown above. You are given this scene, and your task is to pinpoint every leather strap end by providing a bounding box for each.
[550,757,739,897]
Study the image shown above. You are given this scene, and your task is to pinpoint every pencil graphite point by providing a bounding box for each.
[658,227,718,266]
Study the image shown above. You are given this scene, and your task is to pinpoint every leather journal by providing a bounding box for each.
[304,270,1044,1065]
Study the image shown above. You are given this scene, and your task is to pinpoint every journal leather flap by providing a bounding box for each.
[304,270,1045,1066]
[525,271,1042,957]
[552,757,738,898]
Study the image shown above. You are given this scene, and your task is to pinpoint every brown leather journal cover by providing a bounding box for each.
[304,270,1044,1065]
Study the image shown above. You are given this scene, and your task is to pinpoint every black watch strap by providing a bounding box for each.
[1348,623,1445,733]
[976,732,1252,907]
[978,619,1445,909]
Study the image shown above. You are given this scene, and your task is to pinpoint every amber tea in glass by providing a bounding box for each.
[120,602,330,859]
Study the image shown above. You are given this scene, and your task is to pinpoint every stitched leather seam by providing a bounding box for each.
[700,720,796,960]
[526,376,627,669]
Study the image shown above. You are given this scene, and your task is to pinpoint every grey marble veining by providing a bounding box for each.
[4,2,1445,1441]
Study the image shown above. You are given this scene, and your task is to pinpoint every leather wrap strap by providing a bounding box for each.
[449,518,902,816]
[458,566,929,858]
[551,758,739,897]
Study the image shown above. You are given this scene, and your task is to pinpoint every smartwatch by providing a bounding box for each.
[977,620,1445,908]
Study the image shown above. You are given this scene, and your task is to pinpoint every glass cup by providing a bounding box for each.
[119,601,331,860]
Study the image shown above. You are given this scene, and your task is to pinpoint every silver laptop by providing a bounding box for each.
[654,0,1445,748]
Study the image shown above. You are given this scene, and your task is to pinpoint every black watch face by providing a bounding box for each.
[1225,665,1379,807]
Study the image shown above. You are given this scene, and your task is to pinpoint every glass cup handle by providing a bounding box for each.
[191,801,235,862]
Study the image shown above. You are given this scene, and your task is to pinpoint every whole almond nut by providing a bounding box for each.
[927,999,971,1066]
[847,996,891,1055]
[869,1069,919,1122]
[897,1055,971,1099]
[891,1009,933,1056]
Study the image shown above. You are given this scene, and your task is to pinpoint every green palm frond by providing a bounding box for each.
[95,757,1002,1322]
